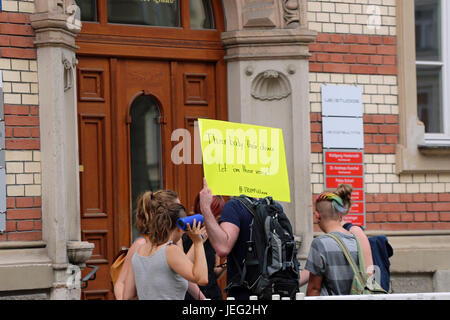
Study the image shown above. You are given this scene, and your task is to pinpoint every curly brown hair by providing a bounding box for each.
[148,202,186,246]
[134,190,178,236]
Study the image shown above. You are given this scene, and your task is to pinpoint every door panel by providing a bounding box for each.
[172,62,217,214]
[77,57,225,299]
[77,57,115,300]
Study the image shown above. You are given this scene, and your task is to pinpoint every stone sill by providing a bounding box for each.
[418,144,450,156]
[0,241,46,250]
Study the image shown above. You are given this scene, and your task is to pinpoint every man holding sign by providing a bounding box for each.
[197,119,290,203]
[197,119,292,299]
[199,178,253,300]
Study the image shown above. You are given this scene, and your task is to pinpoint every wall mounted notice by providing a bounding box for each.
[198,118,290,202]
[322,117,364,149]
[0,70,5,233]
[323,150,365,227]
[322,85,366,227]
[322,85,363,117]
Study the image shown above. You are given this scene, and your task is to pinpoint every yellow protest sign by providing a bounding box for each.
[198,119,290,203]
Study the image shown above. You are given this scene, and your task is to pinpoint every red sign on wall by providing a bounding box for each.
[325,151,363,164]
[324,150,365,227]
[326,164,363,176]
[348,202,364,214]
[342,214,365,226]
[326,177,364,189]
[351,189,364,202]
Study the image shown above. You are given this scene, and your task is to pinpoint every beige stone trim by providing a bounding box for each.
[0,247,53,291]
[222,28,316,62]
[396,0,450,173]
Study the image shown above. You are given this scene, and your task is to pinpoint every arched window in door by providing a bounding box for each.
[129,95,162,240]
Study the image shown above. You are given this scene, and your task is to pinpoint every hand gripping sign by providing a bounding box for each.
[198,119,290,203]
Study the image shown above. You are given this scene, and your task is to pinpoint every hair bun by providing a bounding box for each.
[335,184,353,209]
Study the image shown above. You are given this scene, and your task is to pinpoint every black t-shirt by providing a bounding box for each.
[218,198,253,300]
[182,235,223,300]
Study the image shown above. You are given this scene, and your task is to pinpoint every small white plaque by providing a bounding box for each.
[322,117,364,149]
[322,85,363,117]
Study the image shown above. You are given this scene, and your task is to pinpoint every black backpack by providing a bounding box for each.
[226,195,300,300]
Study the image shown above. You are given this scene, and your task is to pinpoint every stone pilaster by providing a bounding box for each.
[31,0,89,300]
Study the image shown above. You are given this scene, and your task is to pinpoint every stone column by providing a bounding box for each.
[31,0,89,299]
[222,0,316,264]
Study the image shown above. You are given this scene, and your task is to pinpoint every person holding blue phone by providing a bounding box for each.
[182,193,226,300]
[123,201,208,300]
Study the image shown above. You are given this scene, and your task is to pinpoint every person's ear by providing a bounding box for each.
[313,210,321,223]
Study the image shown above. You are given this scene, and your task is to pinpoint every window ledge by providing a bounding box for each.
[418,144,450,156]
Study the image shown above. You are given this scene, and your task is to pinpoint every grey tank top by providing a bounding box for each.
[132,241,188,300]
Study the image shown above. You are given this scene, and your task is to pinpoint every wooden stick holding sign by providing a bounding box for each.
[197,119,290,203]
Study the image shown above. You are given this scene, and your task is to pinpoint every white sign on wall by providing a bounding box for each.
[322,85,363,117]
[322,117,364,149]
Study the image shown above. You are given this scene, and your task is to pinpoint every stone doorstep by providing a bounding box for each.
[0,246,53,292]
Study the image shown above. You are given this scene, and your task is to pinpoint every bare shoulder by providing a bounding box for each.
[166,242,183,254]
[135,237,147,246]
[350,226,368,238]
[165,242,186,262]
[128,237,147,255]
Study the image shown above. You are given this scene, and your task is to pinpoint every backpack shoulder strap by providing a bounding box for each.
[234,196,256,217]
[325,233,365,284]
[351,232,366,274]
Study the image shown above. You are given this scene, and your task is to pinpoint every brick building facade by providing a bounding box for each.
[307,0,450,233]
[0,0,449,299]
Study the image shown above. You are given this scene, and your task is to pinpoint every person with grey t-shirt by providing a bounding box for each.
[305,231,358,295]
[305,191,361,296]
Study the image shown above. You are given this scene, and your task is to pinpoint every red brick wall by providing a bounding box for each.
[0,11,41,241]
[365,193,450,231]
[309,33,397,75]
[4,196,42,241]
[309,32,450,233]
[0,12,36,59]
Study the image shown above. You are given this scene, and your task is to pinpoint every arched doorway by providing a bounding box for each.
[75,0,227,299]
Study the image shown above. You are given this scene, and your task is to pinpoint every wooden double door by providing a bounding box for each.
[77,57,226,299]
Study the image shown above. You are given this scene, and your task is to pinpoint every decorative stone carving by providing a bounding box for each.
[66,241,94,269]
[241,0,278,29]
[31,0,82,50]
[62,54,73,91]
[282,0,300,29]
[287,64,296,75]
[251,70,291,101]
[245,65,254,76]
